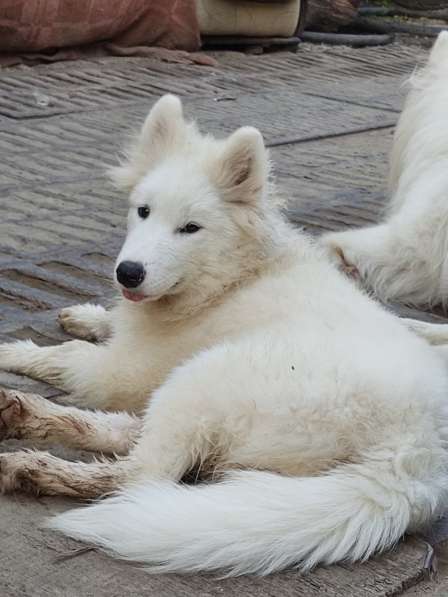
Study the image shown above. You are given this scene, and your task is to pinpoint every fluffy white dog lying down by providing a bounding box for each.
[323,32,448,308]
[1,78,448,576]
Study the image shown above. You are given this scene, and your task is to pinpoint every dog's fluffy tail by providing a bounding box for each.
[49,449,447,576]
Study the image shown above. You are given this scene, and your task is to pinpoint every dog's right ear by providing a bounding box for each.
[110,95,186,192]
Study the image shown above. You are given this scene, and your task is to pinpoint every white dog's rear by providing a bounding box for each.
[322,32,448,307]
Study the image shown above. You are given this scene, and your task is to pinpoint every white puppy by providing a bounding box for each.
[0,93,448,576]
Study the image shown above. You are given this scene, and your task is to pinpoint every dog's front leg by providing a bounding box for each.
[0,339,98,399]
[0,339,150,412]
[0,450,135,498]
[0,388,141,455]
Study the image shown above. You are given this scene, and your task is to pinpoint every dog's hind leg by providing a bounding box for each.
[322,224,391,279]
[0,450,135,498]
[322,215,447,307]
[59,303,112,342]
[0,388,140,455]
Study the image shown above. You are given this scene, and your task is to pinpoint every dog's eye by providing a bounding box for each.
[178,223,202,234]
[137,206,150,219]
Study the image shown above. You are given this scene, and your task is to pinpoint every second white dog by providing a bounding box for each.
[323,32,448,307]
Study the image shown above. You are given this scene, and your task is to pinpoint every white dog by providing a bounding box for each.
[1,87,448,576]
[322,31,448,308]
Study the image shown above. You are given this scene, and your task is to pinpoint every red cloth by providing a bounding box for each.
[0,0,200,53]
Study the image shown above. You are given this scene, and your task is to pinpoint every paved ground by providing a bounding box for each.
[1,39,448,595]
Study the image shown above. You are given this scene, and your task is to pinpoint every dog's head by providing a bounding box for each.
[112,95,280,308]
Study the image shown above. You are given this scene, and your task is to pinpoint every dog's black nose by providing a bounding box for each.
[116,261,146,288]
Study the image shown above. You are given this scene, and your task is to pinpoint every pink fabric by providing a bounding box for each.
[0,0,200,53]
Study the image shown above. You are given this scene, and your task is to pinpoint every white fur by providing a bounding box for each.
[322,32,448,307]
[59,304,111,341]
[3,94,448,576]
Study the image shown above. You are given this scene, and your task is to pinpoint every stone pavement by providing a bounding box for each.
[1,41,447,595]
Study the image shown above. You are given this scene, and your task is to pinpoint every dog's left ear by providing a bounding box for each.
[429,31,448,65]
[213,127,268,204]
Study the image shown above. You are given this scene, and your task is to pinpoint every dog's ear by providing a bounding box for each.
[429,31,448,65]
[212,127,269,204]
[139,94,185,159]
[110,94,186,191]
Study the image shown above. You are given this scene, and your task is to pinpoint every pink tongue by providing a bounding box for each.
[122,289,147,303]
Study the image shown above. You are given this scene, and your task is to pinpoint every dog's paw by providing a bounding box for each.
[59,307,95,340]
[58,304,109,341]
[0,340,38,373]
[0,452,19,492]
[0,388,24,440]
[0,451,43,494]
[0,388,44,441]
